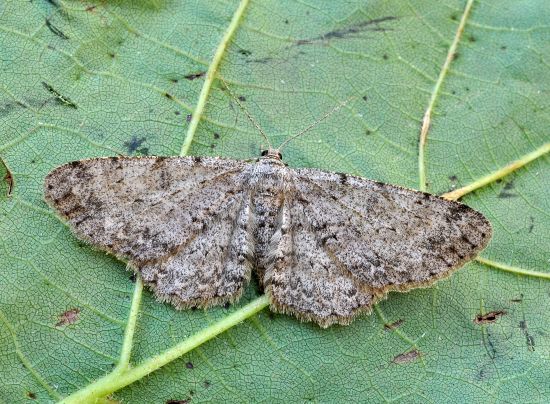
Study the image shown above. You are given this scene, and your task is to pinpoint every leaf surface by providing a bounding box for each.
[0,0,549,402]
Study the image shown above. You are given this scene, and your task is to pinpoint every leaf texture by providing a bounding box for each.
[0,0,549,402]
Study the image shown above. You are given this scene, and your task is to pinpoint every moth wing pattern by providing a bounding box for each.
[290,168,492,293]
[44,156,253,306]
[264,196,376,327]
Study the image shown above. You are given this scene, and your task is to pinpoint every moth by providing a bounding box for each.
[44,94,492,328]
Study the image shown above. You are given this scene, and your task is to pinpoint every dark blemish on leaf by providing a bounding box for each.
[108,52,115,58]
[45,0,60,7]
[450,13,458,21]
[384,319,403,331]
[365,129,372,136]
[164,92,174,100]
[210,143,216,149]
[465,87,470,91]
[186,114,192,122]
[213,132,220,139]
[186,361,194,369]
[485,329,498,359]
[184,71,206,81]
[452,52,459,60]
[528,216,534,233]
[295,16,397,46]
[129,273,136,283]
[238,95,246,101]
[166,400,190,404]
[474,310,506,324]
[123,136,146,154]
[203,380,211,388]
[498,181,517,198]
[362,95,368,101]
[223,302,231,309]
[511,294,523,303]
[520,319,535,351]
[383,54,389,60]
[495,179,502,184]
[175,110,181,115]
[527,335,535,350]
[3,164,13,197]
[238,49,252,56]
[519,320,527,330]
[85,5,97,12]
[0,101,17,117]
[27,392,37,400]
[451,90,456,95]
[56,308,80,327]
[501,45,507,50]
[449,175,458,182]
[247,56,272,64]
[392,349,421,364]
[42,82,78,109]
[45,19,69,39]
[284,19,289,24]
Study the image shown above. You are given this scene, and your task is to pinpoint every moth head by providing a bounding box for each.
[260,149,283,160]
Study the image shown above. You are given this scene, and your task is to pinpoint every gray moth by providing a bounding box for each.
[44,149,492,328]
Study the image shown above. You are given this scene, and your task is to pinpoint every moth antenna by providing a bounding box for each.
[277,96,355,152]
[218,76,272,149]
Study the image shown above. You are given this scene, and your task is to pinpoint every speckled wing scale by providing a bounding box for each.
[44,154,492,328]
[45,156,253,308]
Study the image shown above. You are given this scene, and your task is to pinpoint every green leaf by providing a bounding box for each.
[1,0,549,402]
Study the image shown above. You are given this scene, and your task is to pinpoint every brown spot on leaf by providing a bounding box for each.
[3,166,13,197]
[384,319,403,331]
[474,310,506,324]
[295,16,397,46]
[511,294,523,303]
[184,71,206,81]
[42,81,78,109]
[392,349,421,364]
[56,308,80,327]
[45,18,69,40]
[185,361,194,369]
[27,392,37,399]
[166,400,190,404]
